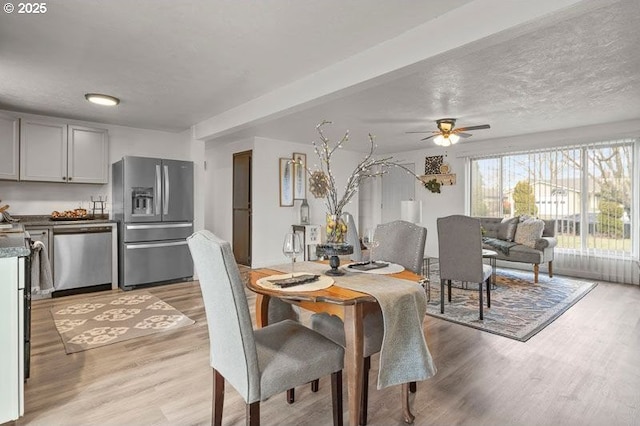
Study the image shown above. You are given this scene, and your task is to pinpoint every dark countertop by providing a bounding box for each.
[12,215,116,227]
[0,224,30,258]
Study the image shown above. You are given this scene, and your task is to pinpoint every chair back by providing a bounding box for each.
[437,215,484,283]
[187,230,260,403]
[343,212,363,261]
[371,220,427,274]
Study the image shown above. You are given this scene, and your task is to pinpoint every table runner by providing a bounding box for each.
[271,261,437,389]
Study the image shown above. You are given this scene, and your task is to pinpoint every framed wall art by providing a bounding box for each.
[424,155,443,175]
[279,157,294,206]
[293,152,307,199]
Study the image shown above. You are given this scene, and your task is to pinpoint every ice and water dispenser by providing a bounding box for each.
[131,187,155,215]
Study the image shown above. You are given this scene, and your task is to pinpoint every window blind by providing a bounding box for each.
[469,138,639,284]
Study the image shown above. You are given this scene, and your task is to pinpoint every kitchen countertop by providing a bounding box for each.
[11,215,115,227]
[0,224,30,258]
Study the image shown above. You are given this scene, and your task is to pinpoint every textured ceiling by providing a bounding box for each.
[0,0,638,153]
[0,0,469,131]
[213,0,640,152]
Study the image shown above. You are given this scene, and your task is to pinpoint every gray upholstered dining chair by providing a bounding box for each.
[187,230,345,426]
[370,220,427,274]
[437,215,492,320]
[309,220,427,425]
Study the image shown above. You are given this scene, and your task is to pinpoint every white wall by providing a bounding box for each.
[361,148,465,258]
[205,135,363,268]
[0,110,198,217]
[204,137,254,241]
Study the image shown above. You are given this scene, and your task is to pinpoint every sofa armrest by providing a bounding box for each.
[535,237,557,251]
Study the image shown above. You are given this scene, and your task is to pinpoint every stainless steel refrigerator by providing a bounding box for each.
[112,156,194,289]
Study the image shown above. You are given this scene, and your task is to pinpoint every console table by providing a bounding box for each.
[291,224,322,261]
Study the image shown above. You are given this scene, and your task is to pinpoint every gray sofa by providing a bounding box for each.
[476,217,558,283]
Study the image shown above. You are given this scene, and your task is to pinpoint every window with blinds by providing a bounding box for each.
[470,140,636,258]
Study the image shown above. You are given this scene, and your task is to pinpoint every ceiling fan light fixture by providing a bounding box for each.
[433,135,449,146]
[85,93,120,106]
[433,133,459,147]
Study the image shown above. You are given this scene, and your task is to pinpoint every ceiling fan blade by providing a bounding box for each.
[405,131,434,134]
[457,132,472,138]
[420,135,437,141]
[456,124,490,132]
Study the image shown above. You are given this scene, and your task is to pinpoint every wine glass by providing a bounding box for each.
[362,228,379,264]
[282,232,303,277]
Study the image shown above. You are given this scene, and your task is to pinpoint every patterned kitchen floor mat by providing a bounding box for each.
[51,291,194,354]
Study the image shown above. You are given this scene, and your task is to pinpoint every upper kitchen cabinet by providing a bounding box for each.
[19,119,109,184]
[0,114,19,181]
[67,125,109,184]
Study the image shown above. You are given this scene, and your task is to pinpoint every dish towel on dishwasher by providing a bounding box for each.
[31,240,54,294]
[272,261,436,389]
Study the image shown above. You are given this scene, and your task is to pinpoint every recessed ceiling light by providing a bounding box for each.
[85,93,120,106]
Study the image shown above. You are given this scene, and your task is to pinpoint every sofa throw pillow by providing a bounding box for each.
[498,217,519,242]
[514,218,545,248]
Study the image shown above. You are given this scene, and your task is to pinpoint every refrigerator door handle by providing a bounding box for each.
[126,240,188,249]
[126,223,192,230]
[155,164,162,215]
[163,165,169,215]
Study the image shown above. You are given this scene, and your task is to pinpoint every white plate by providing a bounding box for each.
[344,262,405,274]
[256,272,334,292]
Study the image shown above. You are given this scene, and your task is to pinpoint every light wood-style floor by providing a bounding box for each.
[12,277,640,426]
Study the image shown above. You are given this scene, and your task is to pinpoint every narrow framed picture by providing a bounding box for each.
[279,158,294,207]
[293,152,307,199]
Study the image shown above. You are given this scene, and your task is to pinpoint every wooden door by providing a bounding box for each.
[233,151,252,266]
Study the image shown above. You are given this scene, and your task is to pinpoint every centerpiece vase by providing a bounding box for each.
[326,213,347,244]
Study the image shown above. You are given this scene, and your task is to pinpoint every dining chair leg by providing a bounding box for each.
[401,383,415,424]
[486,277,491,308]
[311,379,319,392]
[440,279,445,314]
[479,281,484,320]
[213,368,225,426]
[548,260,553,277]
[286,388,295,404]
[246,401,260,426]
[447,279,452,302]
[331,370,344,426]
[360,356,371,426]
[409,382,416,393]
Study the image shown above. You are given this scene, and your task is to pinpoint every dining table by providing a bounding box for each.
[247,262,428,425]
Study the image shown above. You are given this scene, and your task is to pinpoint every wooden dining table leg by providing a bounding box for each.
[344,303,364,426]
[401,383,415,424]
[255,294,270,328]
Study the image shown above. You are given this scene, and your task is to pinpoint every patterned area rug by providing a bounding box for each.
[51,291,195,354]
[425,266,597,341]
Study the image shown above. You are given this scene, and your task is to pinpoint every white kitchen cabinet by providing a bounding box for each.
[19,118,67,182]
[0,113,20,181]
[68,125,109,184]
[19,119,108,184]
[0,256,25,424]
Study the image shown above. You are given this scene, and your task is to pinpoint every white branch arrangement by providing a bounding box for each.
[294,120,422,216]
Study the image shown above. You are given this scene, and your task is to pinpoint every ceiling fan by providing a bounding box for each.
[407,118,490,146]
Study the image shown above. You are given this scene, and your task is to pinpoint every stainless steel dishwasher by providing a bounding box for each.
[53,225,112,290]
